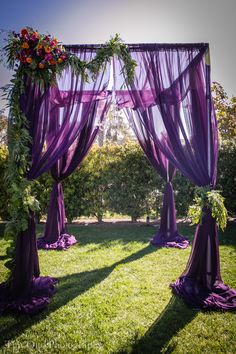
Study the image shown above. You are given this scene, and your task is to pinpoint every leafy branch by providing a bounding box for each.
[188,186,228,231]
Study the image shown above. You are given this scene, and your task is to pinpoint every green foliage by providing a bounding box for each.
[60,142,162,222]
[62,169,88,223]
[212,82,236,147]
[105,142,162,221]
[217,145,236,215]
[188,187,227,231]
[87,33,137,83]
[4,67,40,241]
[0,145,10,220]
[0,115,8,145]
[172,171,195,217]
[31,173,53,222]
[79,144,118,222]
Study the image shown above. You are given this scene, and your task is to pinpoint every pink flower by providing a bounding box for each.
[30,35,38,41]
[51,40,57,47]
[45,53,53,61]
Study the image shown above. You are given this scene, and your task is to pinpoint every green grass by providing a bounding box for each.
[0,222,235,353]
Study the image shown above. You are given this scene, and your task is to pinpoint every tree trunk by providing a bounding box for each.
[97,215,103,223]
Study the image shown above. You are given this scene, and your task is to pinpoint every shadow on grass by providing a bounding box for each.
[0,244,156,349]
[68,222,236,248]
[118,296,197,354]
[70,224,158,247]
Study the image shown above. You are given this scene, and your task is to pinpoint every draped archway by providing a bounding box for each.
[0,41,235,314]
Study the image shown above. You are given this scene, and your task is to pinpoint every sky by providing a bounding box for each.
[0,0,236,113]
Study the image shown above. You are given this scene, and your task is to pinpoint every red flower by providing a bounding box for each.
[51,39,58,47]
[19,55,26,63]
[49,59,56,65]
[26,49,33,55]
[21,28,28,37]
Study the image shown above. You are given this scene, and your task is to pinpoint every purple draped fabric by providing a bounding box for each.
[38,182,77,250]
[114,43,236,310]
[171,209,236,310]
[125,108,189,249]
[1,45,111,313]
[0,213,56,314]
[38,99,110,250]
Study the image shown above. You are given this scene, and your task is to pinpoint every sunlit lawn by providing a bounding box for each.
[0,221,235,353]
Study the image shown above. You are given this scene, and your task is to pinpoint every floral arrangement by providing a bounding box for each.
[5,27,71,84]
[188,187,227,231]
[4,28,136,86]
[10,27,67,68]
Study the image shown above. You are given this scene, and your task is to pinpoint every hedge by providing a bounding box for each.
[0,142,235,222]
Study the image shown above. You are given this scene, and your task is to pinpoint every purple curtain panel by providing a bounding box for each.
[124,108,189,248]
[114,43,236,310]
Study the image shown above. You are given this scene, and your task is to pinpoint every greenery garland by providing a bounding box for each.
[1,27,137,274]
[188,187,228,231]
[3,65,40,272]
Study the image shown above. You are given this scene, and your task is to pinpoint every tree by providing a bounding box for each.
[96,103,136,146]
[212,82,236,147]
[212,82,236,216]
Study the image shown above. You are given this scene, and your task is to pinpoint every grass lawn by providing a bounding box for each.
[0,222,235,353]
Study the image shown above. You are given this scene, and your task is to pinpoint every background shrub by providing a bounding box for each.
[0,145,10,220]
[217,146,236,215]
[1,142,235,222]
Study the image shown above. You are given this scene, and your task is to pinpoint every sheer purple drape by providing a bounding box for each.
[124,107,189,248]
[114,43,236,310]
[38,99,110,250]
[0,45,111,314]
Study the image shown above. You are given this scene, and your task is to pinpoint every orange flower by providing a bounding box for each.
[36,44,43,50]
[38,63,45,69]
[26,57,32,64]
[22,42,29,49]
[57,58,63,63]
[33,31,39,38]
[49,59,56,65]
[44,46,52,53]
